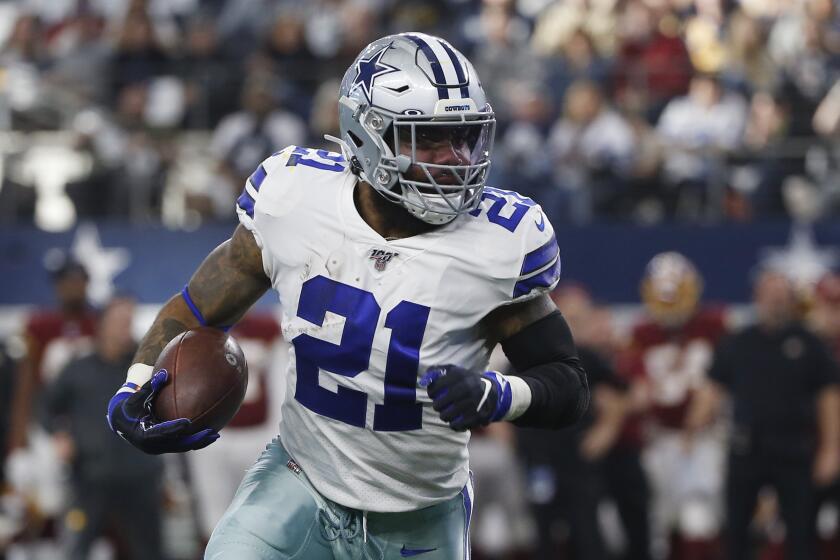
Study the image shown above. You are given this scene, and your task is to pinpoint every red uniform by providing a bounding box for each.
[623,308,728,430]
[24,309,98,384]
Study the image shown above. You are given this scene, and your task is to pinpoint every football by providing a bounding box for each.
[152,327,248,433]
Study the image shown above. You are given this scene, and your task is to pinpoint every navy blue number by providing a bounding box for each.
[293,276,380,427]
[293,276,430,431]
[286,147,346,172]
[470,188,534,232]
[374,301,430,431]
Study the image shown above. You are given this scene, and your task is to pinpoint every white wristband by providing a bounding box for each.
[502,375,532,421]
[117,363,154,395]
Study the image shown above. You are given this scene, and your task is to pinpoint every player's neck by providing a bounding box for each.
[354,181,439,240]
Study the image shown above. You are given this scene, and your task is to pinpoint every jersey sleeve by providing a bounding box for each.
[509,206,561,303]
[235,146,296,240]
[234,146,298,279]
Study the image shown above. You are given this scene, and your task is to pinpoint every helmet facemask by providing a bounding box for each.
[346,102,495,225]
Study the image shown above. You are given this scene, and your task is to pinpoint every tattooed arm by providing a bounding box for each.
[133,224,271,366]
[105,225,270,454]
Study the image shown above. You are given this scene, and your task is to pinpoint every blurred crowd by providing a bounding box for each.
[1,0,840,227]
[2,249,840,560]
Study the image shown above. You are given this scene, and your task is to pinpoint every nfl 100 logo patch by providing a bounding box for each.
[369,248,399,271]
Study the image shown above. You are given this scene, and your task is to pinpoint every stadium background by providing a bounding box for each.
[1,0,840,559]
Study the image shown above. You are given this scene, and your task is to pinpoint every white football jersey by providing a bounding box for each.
[236,146,561,512]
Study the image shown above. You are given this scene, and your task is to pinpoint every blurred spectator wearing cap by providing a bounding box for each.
[656,73,748,220]
[3,251,97,549]
[204,74,306,220]
[688,270,840,560]
[40,294,164,560]
[6,252,96,454]
[622,252,729,560]
[517,284,643,560]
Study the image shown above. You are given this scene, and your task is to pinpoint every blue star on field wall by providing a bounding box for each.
[351,44,399,105]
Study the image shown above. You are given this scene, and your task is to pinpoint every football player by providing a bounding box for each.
[623,252,729,559]
[106,33,590,559]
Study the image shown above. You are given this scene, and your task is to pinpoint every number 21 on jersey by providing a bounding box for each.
[292,275,429,431]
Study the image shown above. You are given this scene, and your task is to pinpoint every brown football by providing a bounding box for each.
[152,327,248,433]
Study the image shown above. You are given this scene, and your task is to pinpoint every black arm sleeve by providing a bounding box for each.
[500,310,590,429]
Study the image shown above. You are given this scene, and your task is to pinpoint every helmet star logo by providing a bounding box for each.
[351,44,399,105]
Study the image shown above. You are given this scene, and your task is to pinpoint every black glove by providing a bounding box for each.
[106,369,219,454]
[420,365,513,431]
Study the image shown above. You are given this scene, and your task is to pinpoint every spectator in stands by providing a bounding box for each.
[727,89,803,220]
[108,5,171,104]
[261,8,321,103]
[613,0,692,121]
[40,295,164,560]
[656,73,747,219]
[1,12,58,129]
[467,0,543,122]
[688,269,840,560]
[490,83,555,208]
[207,74,306,220]
[178,15,240,129]
[44,10,110,107]
[549,79,636,223]
[542,27,613,107]
[67,83,171,221]
[722,9,779,96]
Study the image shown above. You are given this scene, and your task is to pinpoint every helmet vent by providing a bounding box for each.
[348,131,364,148]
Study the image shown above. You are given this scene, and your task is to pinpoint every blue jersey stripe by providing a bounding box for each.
[249,164,267,192]
[483,187,536,206]
[520,234,559,276]
[405,34,448,100]
[513,256,562,298]
[237,189,255,218]
[438,40,470,98]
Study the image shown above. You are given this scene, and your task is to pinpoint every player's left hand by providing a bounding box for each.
[420,365,512,431]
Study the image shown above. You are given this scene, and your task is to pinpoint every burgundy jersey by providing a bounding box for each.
[624,308,728,430]
[227,313,282,428]
[25,309,98,384]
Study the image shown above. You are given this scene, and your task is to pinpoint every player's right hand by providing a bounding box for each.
[106,369,220,455]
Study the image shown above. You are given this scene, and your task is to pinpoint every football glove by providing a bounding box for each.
[106,369,219,455]
[420,365,513,431]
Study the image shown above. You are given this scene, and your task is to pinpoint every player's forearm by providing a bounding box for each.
[133,294,200,366]
[817,386,840,452]
[500,310,590,429]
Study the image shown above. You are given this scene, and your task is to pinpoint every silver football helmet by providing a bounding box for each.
[333,33,495,225]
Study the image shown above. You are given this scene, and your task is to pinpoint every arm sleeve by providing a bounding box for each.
[500,311,590,429]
